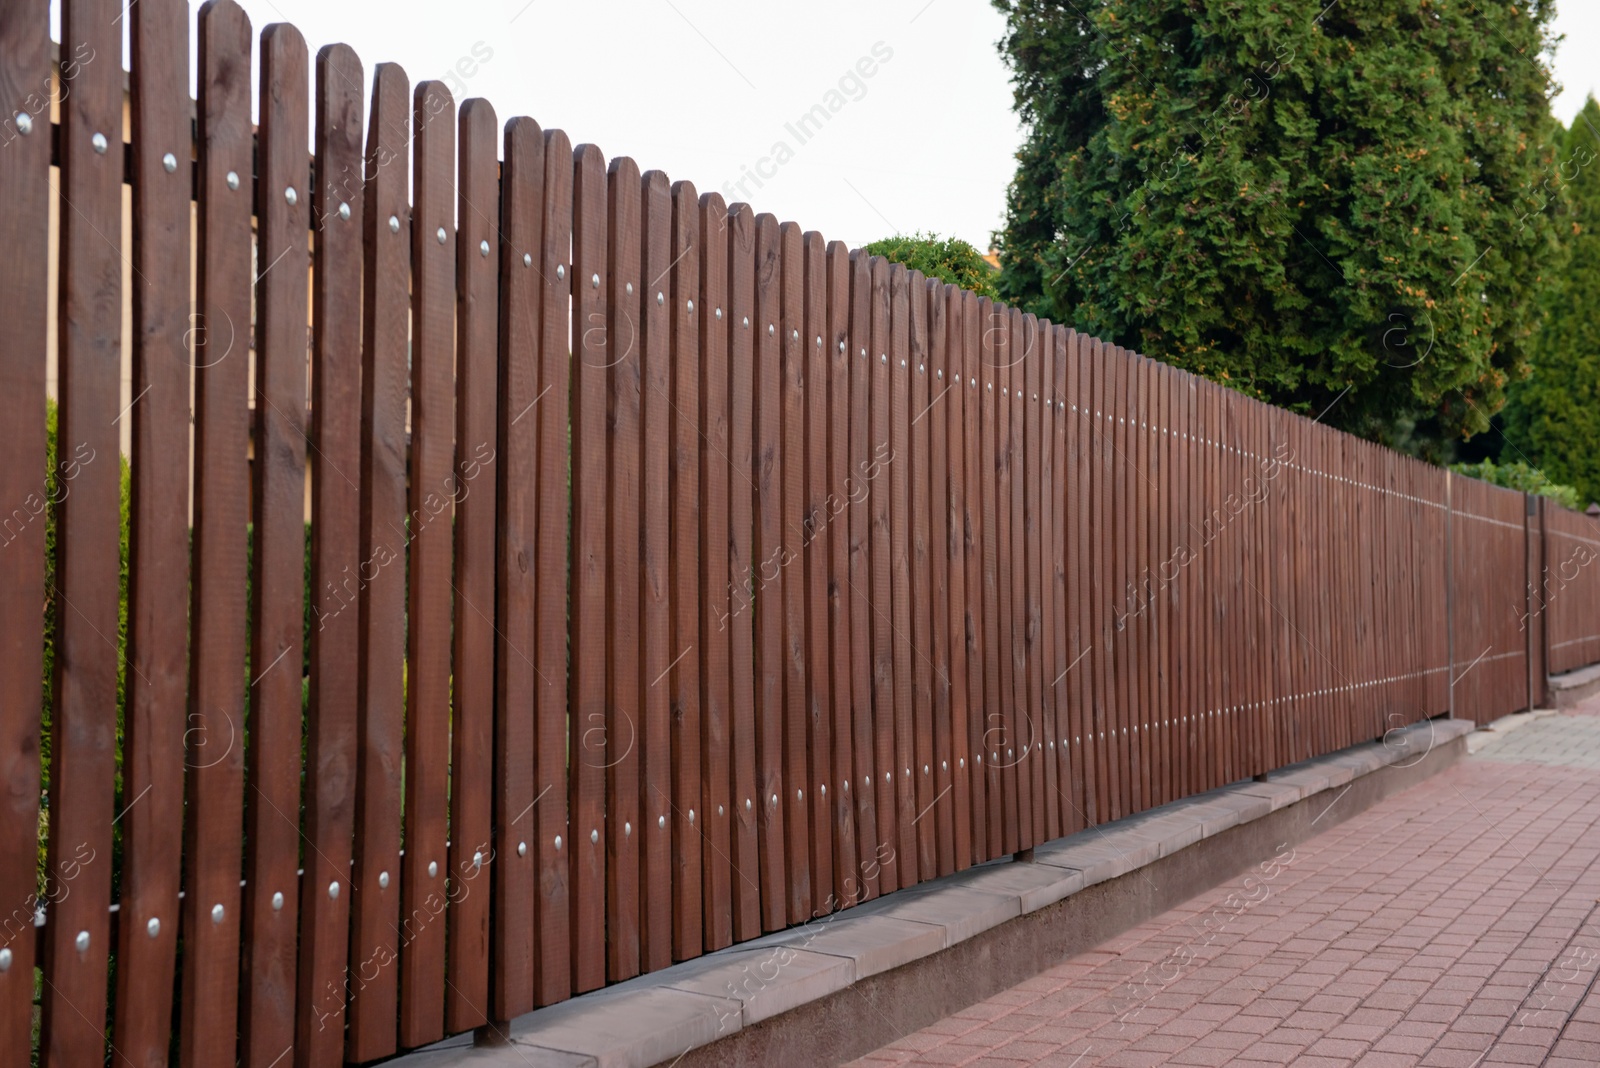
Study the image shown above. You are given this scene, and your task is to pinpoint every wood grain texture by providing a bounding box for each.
[0,0,52,1054]
[751,213,789,929]
[397,78,455,1048]
[348,60,409,1063]
[295,42,364,1068]
[534,128,575,1007]
[825,242,860,900]
[40,2,124,1063]
[240,25,310,1065]
[447,95,499,1033]
[802,231,835,909]
[114,1,192,1063]
[726,204,763,940]
[181,7,254,1064]
[697,192,735,949]
[492,114,544,1023]
[570,141,610,993]
[666,178,703,965]
[604,153,643,983]
[846,251,881,901]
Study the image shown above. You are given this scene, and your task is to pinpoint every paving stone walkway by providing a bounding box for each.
[849,704,1600,1068]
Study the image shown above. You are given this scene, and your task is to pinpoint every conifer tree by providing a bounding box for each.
[991,0,1565,458]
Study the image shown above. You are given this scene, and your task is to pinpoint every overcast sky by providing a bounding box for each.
[65,1,1600,253]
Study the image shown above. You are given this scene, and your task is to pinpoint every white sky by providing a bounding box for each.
[60,0,1600,253]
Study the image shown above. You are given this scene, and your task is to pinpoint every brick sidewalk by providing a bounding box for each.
[849,706,1600,1068]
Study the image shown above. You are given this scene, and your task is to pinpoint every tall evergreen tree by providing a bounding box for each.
[1501,97,1600,505]
[992,0,1565,458]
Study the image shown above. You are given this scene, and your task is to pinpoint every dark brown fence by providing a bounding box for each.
[0,2,1592,1064]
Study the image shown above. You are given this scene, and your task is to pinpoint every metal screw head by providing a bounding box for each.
[0,948,10,972]
[657,291,665,306]
[226,170,241,191]
[328,881,340,900]
[554,835,563,850]
[338,202,351,221]
[285,186,298,206]
[211,904,225,924]
[556,264,565,281]
[524,253,533,267]
[625,282,634,296]
[590,828,599,844]
[745,799,752,811]
[91,132,108,154]
[881,354,888,364]
[480,239,490,257]
[378,871,390,889]
[771,793,778,806]
[271,892,283,911]
[147,917,161,938]
[688,809,696,824]
[839,340,845,352]
[623,822,632,838]
[75,930,90,952]
[473,850,484,868]
[517,841,528,856]
[715,307,723,320]
[687,299,695,313]
[821,784,826,796]
[793,329,800,340]
[14,113,32,135]
[767,323,775,336]
[658,815,667,828]
[428,861,439,878]
[717,805,724,816]
[918,363,925,373]
[590,273,600,289]
[162,152,178,173]
[388,215,400,233]
[797,788,803,801]
[436,227,447,245]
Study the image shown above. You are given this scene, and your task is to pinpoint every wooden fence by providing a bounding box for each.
[0,2,1595,1065]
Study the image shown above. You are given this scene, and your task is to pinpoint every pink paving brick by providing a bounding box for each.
[848,709,1600,1067]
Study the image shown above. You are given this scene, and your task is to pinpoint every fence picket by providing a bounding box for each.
[348,59,409,1063]
[666,178,703,965]
[447,95,499,1031]
[39,2,125,1062]
[803,231,837,907]
[492,114,544,1022]
[295,43,364,1067]
[697,192,734,949]
[604,154,644,982]
[570,142,610,993]
[780,221,813,922]
[726,204,763,940]
[0,0,49,1050]
[114,1,192,1062]
[534,129,575,1005]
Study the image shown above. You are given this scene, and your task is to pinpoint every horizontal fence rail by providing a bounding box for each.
[0,1,1595,1063]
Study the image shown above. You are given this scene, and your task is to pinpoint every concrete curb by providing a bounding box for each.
[390,716,1473,1068]
[1547,663,1600,710]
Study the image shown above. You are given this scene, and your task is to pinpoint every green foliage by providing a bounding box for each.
[1450,458,1580,510]
[991,0,1567,460]
[862,232,1000,299]
[1501,97,1600,505]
